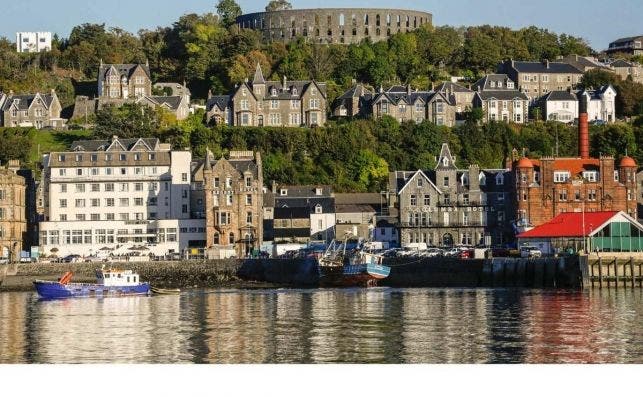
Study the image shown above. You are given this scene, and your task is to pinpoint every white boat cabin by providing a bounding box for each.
[96,269,142,286]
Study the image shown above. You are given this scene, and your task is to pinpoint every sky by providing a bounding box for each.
[1,0,641,51]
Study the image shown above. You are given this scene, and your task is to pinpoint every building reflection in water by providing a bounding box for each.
[0,288,641,363]
[0,292,28,363]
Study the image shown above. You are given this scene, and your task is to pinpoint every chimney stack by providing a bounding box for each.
[578,94,589,159]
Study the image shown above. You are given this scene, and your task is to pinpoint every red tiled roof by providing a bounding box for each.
[517,211,619,238]
[529,158,601,176]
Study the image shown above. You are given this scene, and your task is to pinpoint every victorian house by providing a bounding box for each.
[206,64,327,127]
[196,150,263,259]
[498,59,584,99]
[0,90,65,129]
[0,161,27,262]
[472,74,530,123]
[97,61,152,99]
[389,143,514,247]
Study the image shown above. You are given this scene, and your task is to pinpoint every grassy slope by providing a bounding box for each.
[28,130,93,165]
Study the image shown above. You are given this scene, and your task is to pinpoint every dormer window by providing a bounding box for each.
[58,154,65,162]
[271,88,277,96]
[461,173,469,186]
[315,204,323,214]
[442,157,449,167]
[479,173,486,186]
[496,173,504,185]
[315,187,323,195]
[292,87,298,96]
[490,81,496,88]
[554,171,571,183]
[508,82,514,89]
[583,171,598,182]
[280,189,288,196]
[497,81,503,88]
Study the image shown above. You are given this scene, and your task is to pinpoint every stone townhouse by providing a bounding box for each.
[435,81,475,121]
[0,90,65,129]
[334,204,377,242]
[499,59,584,99]
[334,192,399,247]
[135,95,191,121]
[333,84,458,126]
[0,161,26,262]
[609,59,643,84]
[206,64,327,127]
[535,85,617,123]
[472,74,529,123]
[331,84,373,118]
[97,61,152,99]
[606,35,643,56]
[389,143,514,247]
[557,54,611,73]
[194,150,263,259]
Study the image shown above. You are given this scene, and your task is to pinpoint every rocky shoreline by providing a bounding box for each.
[0,260,285,292]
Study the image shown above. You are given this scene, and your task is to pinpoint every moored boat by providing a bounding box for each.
[317,240,391,287]
[33,268,150,299]
[151,286,181,295]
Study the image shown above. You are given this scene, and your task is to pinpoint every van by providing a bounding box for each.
[520,246,542,258]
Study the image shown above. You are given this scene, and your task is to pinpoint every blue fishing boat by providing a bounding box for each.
[33,268,150,299]
[317,240,391,287]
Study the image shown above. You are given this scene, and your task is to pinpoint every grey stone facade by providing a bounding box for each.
[97,62,152,99]
[472,74,530,123]
[389,143,514,248]
[498,59,584,99]
[206,64,327,127]
[0,90,64,129]
[236,8,432,44]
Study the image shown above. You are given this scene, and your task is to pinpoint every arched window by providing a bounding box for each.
[291,18,295,28]
[376,14,380,26]
[414,17,417,28]
[406,16,410,27]
[461,173,469,186]
[387,28,391,36]
[229,233,235,245]
[352,15,356,26]
[365,28,369,35]
[479,172,487,186]
[339,14,345,26]
[315,28,320,36]
[364,14,369,25]
[496,173,505,185]
[397,15,401,27]
[315,15,320,26]
[376,28,380,36]
[327,15,332,26]
[291,29,296,37]
[386,14,391,26]
[352,28,357,36]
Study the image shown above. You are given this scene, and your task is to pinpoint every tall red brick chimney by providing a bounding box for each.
[578,94,589,159]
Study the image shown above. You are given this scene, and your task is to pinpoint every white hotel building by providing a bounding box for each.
[38,136,206,258]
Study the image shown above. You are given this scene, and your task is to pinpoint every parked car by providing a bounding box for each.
[62,254,82,263]
[520,246,542,258]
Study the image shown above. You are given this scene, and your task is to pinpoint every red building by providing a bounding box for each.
[512,96,637,229]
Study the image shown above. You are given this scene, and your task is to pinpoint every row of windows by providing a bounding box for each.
[213,176,253,189]
[242,13,426,30]
[58,153,157,163]
[58,195,177,208]
[214,211,254,226]
[58,182,173,193]
[213,193,254,207]
[56,206,188,222]
[40,227,184,245]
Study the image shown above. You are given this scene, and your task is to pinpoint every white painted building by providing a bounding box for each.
[578,85,617,123]
[16,32,52,53]
[536,91,579,122]
[38,136,206,258]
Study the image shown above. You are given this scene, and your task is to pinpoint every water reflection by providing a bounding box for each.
[0,288,641,364]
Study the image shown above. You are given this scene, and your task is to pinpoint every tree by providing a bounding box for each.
[216,0,242,27]
[94,103,161,138]
[590,123,636,158]
[462,27,502,74]
[265,0,292,11]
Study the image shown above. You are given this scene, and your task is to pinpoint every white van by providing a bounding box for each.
[520,246,542,258]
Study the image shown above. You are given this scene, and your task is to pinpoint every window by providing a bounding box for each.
[443,194,451,205]
[443,176,449,187]
[105,198,115,207]
[270,100,279,109]
[583,171,598,182]
[75,183,85,193]
[226,194,233,206]
[554,171,571,183]
[76,168,83,176]
[120,183,129,192]
[315,204,323,214]
[462,194,470,205]
[496,173,504,185]
[588,189,597,201]
[291,100,300,109]
[59,199,67,208]
[75,199,85,208]
[76,214,86,221]
[135,167,143,175]
[105,168,113,176]
[246,212,253,224]
[246,194,252,205]
[60,184,67,193]
[105,183,114,192]
[91,183,100,192]
[558,189,568,201]
[119,198,129,207]
[497,192,505,203]
[181,173,188,182]
[91,199,100,207]
[182,204,188,213]
[410,195,417,206]
[423,195,430,206]
[134,198,144,206]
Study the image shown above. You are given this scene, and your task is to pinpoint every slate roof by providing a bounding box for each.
[99,63,151,80]
[274,185,333,198]
[334,193,383,205]
[338,84,373,100]
[475,90,529,101]
[435,81,473,93]
[263,80,327,100]
[610,35,643,45]
[508,60,583,74]
[610,59,637,68]
[206,95,232,111]
[1,93,56,111]
[335,204,376,214]
[539,90,577,102]
[274,197,335,213]
[70,138,159,152]
[472,74,517,91]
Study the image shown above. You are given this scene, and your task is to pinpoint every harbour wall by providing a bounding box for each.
[3,255,641,292]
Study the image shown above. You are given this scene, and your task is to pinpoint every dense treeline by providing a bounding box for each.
[1,1,598,105]
[3,117,641,192]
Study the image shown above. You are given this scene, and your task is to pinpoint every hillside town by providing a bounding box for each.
[2,5,643,264]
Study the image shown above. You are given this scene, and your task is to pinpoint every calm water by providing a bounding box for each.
[0,288,641,364]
